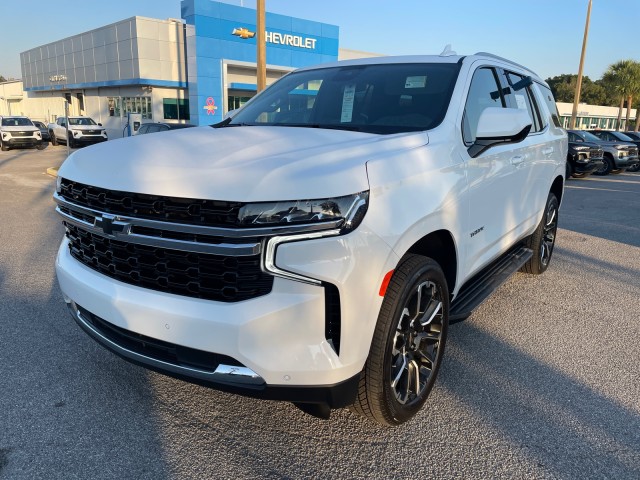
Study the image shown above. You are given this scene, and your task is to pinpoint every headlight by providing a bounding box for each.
[35,131,42,138]
[615,144,627,150]
[573,146,589,151]
[238,191,369,233]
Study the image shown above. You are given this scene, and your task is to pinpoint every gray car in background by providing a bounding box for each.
[568,130,638,175]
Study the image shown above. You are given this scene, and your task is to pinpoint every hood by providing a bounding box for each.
[58,125,428,201]
[2,125,38,132]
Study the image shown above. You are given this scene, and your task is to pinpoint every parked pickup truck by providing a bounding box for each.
[54,52,566,426]
[48,116,107,148]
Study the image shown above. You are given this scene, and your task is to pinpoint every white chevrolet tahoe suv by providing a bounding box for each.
[54,53,566,426]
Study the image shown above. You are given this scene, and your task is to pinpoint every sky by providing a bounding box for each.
[0,0,638,82]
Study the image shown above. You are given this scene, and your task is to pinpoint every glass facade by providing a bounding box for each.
[163,98,190,120]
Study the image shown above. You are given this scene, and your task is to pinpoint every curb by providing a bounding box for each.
[46,167,58,177]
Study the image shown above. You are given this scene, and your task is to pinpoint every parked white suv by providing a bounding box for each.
[0,116,42,150]
[54,53,566,426]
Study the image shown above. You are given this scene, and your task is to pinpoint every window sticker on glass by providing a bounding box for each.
[341,84,356,123]
[405,76,427,89]
[515,94,528,110]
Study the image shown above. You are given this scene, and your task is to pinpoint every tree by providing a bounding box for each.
[0,75,6,83]
[546,74,606,105]
[601,60,640,131]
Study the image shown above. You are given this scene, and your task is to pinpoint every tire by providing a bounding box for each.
[565,161,573,180]
[350,255,449,426]
[592,155,613,176]
[50,132,58,146]
[0,140,9,151]
[627,163,639,173]
[521,192,559,275]
[68,134,76,148]
[37,141,46,150]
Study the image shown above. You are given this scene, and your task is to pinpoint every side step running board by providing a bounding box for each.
[450,245,533,323]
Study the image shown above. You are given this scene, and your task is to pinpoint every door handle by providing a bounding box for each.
[543,147,554,156]
[510,155,525,166]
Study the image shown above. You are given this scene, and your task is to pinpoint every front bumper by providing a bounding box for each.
[5,137,39,146]
[613,155,637,169]
[66,299,359,407]
[56,224,396,397]
[573,158,604,174]
[73,135,107,144]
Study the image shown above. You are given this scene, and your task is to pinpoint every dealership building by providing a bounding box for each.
[7,0,636,137]
[13,0,379,138]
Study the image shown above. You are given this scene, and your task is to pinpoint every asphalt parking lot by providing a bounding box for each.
[1,145,639,479]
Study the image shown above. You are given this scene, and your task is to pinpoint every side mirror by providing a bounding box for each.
[468,107,532,158]
[98,123,102,126]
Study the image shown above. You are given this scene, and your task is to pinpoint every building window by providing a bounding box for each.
[228,95,253,112]
[163,98,190,120]
[108,96,152,119]
[108,97,119,117]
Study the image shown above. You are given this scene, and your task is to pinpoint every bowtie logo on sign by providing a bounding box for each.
[231,27,317,50]
[232,27,255,39]
[203,97,217,115]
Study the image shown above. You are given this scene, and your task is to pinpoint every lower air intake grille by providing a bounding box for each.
[77,305,242,371]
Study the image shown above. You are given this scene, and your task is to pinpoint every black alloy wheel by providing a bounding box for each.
[351,255,449,426]
[565,161,572,180]
[593,155,613,176]
[521,192,559,275]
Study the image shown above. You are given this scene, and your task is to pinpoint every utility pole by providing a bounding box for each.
[570,0,592,129]
[256,0,267,92]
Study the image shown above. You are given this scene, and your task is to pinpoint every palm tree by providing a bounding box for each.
[602,60,640,131]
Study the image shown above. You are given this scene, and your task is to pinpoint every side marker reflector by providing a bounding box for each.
[379,270,394,297]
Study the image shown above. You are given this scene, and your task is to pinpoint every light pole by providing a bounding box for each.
[570,0,593,130]
[257,0,266,92]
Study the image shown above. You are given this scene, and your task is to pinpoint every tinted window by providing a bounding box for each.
[537,84,561,128]
[462,67,504,144]
[229,63,461,134]
[138,125,149,135]
[504,72,542,133]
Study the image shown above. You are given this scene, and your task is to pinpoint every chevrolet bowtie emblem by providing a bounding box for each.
[232,27,256,39]
[94,213,130,236]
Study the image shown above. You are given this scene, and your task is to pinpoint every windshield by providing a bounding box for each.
[2,117,33,127]
[227,63,461,134]
[612,132,634,142]
[576,131,603,143]
[69,118,97,126]
[33,121,45,129]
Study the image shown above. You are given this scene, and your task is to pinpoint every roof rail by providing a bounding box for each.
[473,52,539,77]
